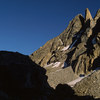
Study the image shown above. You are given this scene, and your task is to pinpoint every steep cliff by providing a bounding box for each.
[30,9,100,76]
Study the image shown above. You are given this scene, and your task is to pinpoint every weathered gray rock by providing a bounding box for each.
[30,8,100,87]
[46,67,78,88]
[73,70,100,99]
[30,14,84,67]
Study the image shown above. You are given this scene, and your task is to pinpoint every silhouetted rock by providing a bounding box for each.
[0,51,53,100]
[50,84,96,100]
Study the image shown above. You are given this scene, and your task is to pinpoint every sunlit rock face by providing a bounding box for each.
[30,8,100,75]
[30,9,100,90]
[30,14,84,67]
[85,8,93,22]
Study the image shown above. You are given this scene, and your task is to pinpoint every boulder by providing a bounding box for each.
[0,51,53,100]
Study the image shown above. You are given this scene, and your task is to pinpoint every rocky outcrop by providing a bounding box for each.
[30,14,84,67]
[0,51,53,100]
[70,13,100,75]
[50,84,97,100]
[46,67,78,88]
[73,70,100,99]
[85,8,93,22]
[30,8,100,87]
[94,9,100,22]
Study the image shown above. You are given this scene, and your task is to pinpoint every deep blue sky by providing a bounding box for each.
[0,0,100,55]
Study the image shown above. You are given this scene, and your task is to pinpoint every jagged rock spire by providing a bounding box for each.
[85,8,93,21]
[94,9,100,21]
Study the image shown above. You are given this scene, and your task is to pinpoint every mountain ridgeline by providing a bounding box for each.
[30,8,100,75]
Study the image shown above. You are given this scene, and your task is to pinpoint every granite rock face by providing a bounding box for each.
[94,9,100,22]
[0,51,53,100]
[85,8,93,22]
[30,14,84,67]
[30,8,100,76]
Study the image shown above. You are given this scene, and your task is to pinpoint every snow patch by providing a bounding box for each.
[68,67,100,87]
[44,63,54,67]
[44,62,61,68]
[61,45,70,51]
[67,77,84,87]
[52,62,61,68]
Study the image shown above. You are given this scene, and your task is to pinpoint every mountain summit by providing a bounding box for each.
[85,8,93,21]
[30,8,100,88]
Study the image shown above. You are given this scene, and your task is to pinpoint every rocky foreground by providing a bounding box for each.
[73,69,100,99]
[0,51,52,100]
[0,51,99,100]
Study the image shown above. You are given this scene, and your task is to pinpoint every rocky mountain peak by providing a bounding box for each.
[85,8,93,22]
[30,14,84,67]
[94,9,100,21]
[30,9,100,89]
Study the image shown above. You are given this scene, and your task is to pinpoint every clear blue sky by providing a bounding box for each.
[0,0,100,55]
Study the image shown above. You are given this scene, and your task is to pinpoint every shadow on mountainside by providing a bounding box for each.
[0,51,99,100]
[86,18,100,56]
[91,56,100,70]
[93,18,100,34]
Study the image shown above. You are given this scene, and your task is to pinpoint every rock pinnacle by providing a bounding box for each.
[85,8,93,22]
